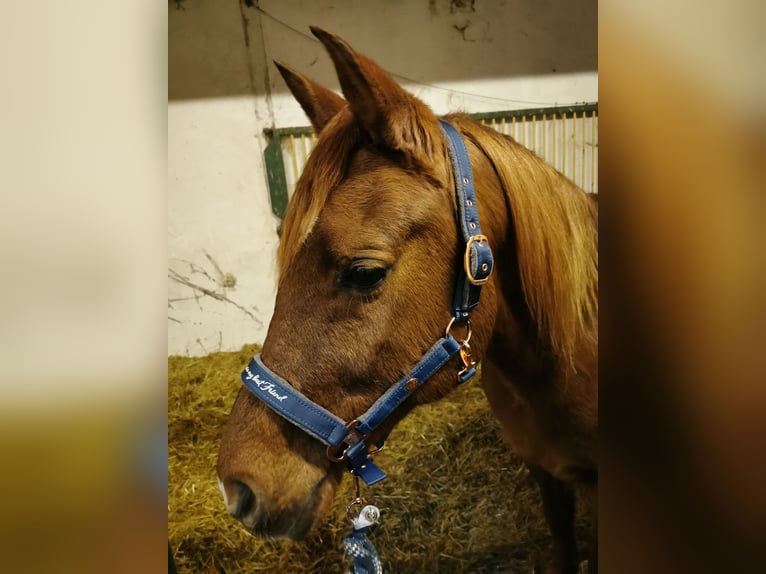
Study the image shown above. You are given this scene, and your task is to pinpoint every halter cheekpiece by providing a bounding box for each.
[240,120,494,486]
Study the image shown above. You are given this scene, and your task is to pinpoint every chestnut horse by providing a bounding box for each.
[217,27,597,574]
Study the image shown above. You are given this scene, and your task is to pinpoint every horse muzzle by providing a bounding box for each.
[217,474,332,540]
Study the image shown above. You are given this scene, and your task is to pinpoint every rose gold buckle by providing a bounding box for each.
[457,340,477,382]
[445,317,476,381]
[464,234,491,286]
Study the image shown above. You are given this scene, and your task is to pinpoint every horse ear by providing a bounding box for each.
[274,61,346,134]
[309,26,439,161]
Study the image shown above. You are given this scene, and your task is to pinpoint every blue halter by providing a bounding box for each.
[241,120,494,486]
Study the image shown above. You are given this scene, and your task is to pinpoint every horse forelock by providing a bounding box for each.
[452,116,598,368]
[276,107,449,280]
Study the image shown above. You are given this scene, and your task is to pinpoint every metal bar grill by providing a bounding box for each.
[264,103,598,220]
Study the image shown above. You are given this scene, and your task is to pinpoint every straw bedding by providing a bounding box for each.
[169,344,593,573]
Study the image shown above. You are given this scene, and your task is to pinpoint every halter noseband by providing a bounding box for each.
[240,120,494,486]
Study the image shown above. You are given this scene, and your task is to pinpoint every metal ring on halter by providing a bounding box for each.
[326,419,365,462]
[366,443,384,457]
[445,317,472,344]
[464,234,491,286]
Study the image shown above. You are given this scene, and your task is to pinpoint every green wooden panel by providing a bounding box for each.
[263,130,290,220]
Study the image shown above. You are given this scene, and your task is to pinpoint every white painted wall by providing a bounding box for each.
[168,0,597,356]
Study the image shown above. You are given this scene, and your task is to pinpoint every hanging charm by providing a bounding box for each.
[343,475,383,574]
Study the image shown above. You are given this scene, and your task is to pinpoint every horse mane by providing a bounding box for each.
[276,108,361,278]
[446,114,598,366]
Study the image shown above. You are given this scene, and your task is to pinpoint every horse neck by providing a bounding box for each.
[472,153,552,383]
[462,121,596,385]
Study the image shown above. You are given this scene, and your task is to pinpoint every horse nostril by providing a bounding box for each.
[234,480,256,519]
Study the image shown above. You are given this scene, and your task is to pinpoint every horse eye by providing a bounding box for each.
[341,264,387,291]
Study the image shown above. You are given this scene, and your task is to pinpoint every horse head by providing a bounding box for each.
[216,27,597,544]
[216,27,502,539]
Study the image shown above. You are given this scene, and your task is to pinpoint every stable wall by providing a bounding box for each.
[168,0,597,356]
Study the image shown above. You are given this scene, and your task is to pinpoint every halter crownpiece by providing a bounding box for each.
[240,120,493,486]
[440,120,494,319]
